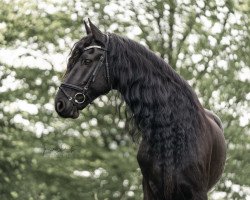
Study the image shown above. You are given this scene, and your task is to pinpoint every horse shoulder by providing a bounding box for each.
[204,111,226,189]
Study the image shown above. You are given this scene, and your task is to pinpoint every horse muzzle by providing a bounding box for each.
[55,98,80,119]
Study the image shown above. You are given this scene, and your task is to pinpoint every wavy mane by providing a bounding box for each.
[56,27,226,198]
[108,33,207,170]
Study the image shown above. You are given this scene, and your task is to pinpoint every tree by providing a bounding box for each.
[0,0,249,199]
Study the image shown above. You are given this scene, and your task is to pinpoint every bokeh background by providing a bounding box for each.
[0,0,249,199]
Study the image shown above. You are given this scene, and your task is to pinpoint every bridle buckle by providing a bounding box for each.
[74,93,86,104]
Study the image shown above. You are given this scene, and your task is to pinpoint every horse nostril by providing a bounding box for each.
[56,100,65,113]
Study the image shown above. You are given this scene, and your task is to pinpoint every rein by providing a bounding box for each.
[59,34,111,104]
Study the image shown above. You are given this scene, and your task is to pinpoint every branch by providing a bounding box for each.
[155,10,165,58]
[173,0,209,67]
[130,1,153,50]
[168,0,176,68]
[195,8,231,83]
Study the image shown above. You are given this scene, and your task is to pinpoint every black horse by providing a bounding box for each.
[55,20,226,200]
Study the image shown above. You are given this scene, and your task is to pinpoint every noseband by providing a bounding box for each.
[59,34,111,105]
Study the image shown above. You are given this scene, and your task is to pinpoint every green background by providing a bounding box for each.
[0,0,249,199]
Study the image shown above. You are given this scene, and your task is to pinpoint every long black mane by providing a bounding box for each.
[108,33,207,170]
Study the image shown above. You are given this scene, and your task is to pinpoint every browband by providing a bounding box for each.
[83,45,107,51]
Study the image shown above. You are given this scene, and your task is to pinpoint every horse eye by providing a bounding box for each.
[83,59,92,65]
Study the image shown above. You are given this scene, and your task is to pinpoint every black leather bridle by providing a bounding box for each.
[59,34,111,105]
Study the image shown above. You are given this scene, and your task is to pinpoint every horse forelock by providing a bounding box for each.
[63,35,93,76]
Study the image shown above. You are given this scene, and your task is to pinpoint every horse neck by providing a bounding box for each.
[112,37,205,164]
[112,39,202,124]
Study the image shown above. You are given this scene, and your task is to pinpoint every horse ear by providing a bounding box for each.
[88,18,106,45]
[84,20,91,35]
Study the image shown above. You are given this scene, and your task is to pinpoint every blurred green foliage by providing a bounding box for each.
[0,0,249,199]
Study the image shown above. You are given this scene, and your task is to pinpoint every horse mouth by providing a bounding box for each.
[55,100,80,119]
[55,95,93,119]
[71,109,79,119]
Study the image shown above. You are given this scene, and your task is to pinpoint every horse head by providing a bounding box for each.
[55,20,112,118]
